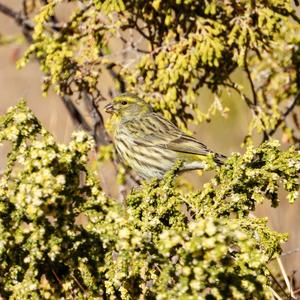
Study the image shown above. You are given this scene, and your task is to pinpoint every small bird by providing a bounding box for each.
[105,94,226,179]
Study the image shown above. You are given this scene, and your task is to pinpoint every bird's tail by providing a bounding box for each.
[214,152,226,166]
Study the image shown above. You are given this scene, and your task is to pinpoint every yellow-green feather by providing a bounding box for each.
[108,94,225,179]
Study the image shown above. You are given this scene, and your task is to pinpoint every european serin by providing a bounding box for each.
[105,94,225,179]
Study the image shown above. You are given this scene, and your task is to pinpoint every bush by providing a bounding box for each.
[0,102,299,298]
[0,0,300,298]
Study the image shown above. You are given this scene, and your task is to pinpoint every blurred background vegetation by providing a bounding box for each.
[0,0,300,298]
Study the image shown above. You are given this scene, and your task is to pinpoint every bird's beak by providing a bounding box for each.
[104,103,115,114]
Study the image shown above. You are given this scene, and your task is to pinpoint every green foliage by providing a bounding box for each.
[247,21,300,144]
[0,102,299,298]
[1,0,300,298]
[16,0,300,137]
[0,102,109,298]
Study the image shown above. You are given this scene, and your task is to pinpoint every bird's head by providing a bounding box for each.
[104,94,152,119]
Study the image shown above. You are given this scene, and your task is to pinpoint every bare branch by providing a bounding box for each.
[0,2,23,24]
[242,48,271,141]
[62,96,91,133]
[0,2,33,31]
[0,2,33,42]
[81,90,111,146]
[106,63,126,93]
[267,266,291,299]
[244,48,258,107]
[0,2,65,34]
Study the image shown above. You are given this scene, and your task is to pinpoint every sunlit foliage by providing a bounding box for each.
[0,0,300,298]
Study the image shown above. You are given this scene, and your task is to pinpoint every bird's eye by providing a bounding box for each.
[121,101,127,105]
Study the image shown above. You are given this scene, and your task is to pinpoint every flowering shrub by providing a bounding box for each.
[0,102,299,298]
[0,0,300,298]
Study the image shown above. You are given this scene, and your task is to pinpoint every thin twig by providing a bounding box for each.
[81,90,110,146]
[0,1,34,42]
[243,47,270,140]
[22,0,28,18]
[51,268,63,286]
[293,287,300,294]
[269,286,283,300]
[62,96,91,132]
[281,247,300,257]
[0,2,24,25]
[224,77,270,141]
[106,63,126,93]
[244,48,258,106]
[291,13,300,24]
[266,264,291,299]
[277,257,296,299]
[268,91,300,137]
[224,79,255,109]
[0,2,65,31]
[70,273,86,295]
[225,78,300,140]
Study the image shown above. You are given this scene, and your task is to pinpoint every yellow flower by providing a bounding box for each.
[105,94,225,179]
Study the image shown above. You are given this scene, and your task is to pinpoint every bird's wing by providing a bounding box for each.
[124,113,213,156]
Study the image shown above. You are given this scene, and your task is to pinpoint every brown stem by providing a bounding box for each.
[243,48,270,141]
[0,2,23,24]
[244,49,258,107]
[61,96,92,133]
[81,91,111,146]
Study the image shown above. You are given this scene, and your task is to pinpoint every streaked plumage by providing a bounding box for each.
[105,94,225,179]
